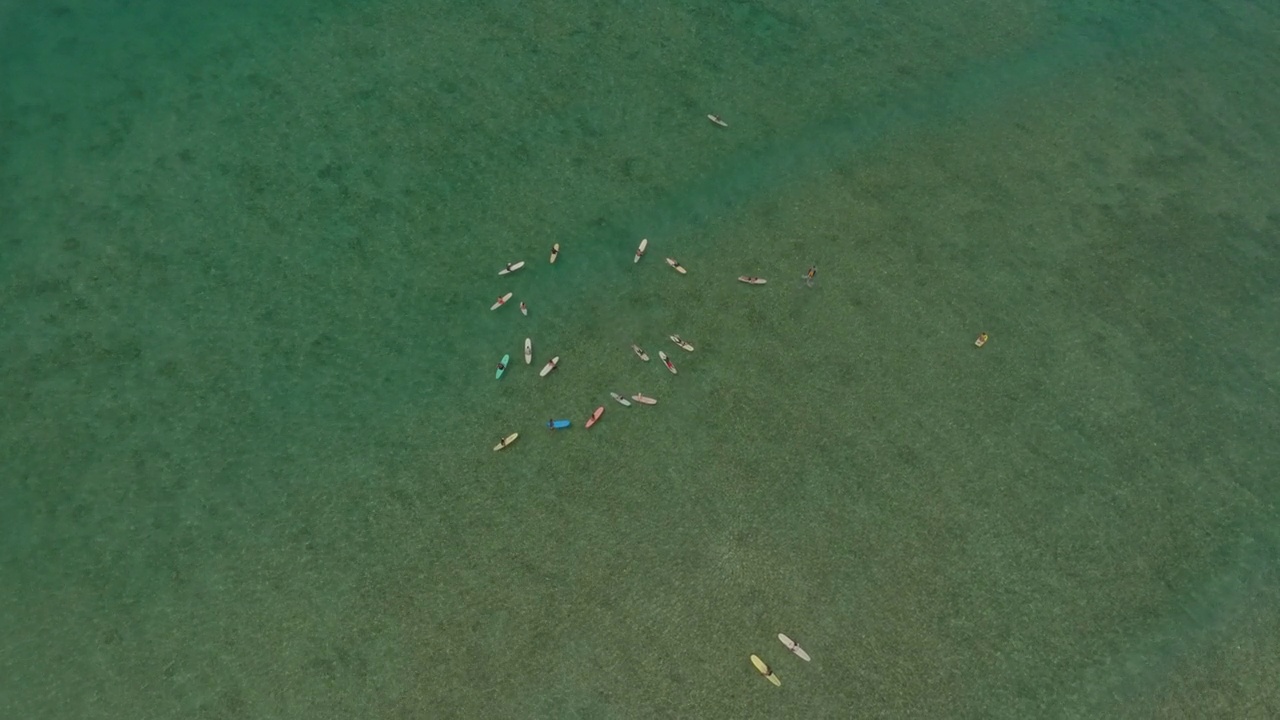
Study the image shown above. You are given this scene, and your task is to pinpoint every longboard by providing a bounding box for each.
[708,114,729,128]
[498,261,525,276]
[549,243,560,263]
[493,432,518,451]
[524,338,533,365]
[495,353,510,380]
[547,419,571,430]
[540,356,560,377]
[631,344,650,362]
[659,351,678,374]
[632,393,657,405]
[584,406,605,429]
[778,634,811,662]
[669,335,694,352]
[490,292,512,310]
[610,392,632,407]
[738,276,767,285]
[750,655,780,686]
[634,238,648,263]
[665,257,687,274]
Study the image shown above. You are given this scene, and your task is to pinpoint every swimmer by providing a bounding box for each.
[803,265,816,287]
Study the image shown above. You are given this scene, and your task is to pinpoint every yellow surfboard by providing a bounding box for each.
[493,432,518,452]
[750,655,781,686]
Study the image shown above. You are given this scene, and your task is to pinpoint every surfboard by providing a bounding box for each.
[610,392,632,407]
[669,335,694,352]
[634,238,648,263]
[632,393,657,405]
[738,276,767,285]
[975,332,989,348]
[584,406,605,429]
[665,257,686,274]
[539,356,560,377]
[708,114,729,128]
[495,353,509,380]
[490,292,512,310]
[549,243,560,263]
[659,351,677,374]
[750,655,781,686]
[778,634,811,662]
[524,338,532,365]
[493,433,518,451]
[520,302,528,316]
[547,419,571,430]
[498,261,525,276]
[631,344,650,362]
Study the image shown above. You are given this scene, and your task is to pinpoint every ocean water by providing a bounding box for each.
[2,0,1278,717]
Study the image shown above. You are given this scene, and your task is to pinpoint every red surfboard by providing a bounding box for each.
[584,406,605,429]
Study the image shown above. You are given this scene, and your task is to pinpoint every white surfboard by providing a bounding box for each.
[524,338,533,365]
[493,432,519,452]
[634,238,648,263]
[539,356,560,377]
[490,292,512,310]
[549,243,560,263]
[610,392,632,407]
[778,634,811,662]
[631,393,657,405]
[631,344,650,362]
[498,261,525,276]
[659,350,677,374]
[738,276,767,285]
[665,257,687,274]
[669,335,694,352]
[708,114,728,128]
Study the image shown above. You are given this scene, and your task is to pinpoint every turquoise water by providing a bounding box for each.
[3,0,1278,717]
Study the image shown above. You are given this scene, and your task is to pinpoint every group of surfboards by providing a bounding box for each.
[751,633,812,687]
[487,228,773,452]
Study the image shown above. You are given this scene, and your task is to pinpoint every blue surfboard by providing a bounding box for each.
[547,419,571,430]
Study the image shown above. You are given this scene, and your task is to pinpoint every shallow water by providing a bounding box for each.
[2,0,1278,717]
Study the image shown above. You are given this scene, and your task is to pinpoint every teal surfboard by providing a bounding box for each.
[496,354,510,379]
[547,419,571,430]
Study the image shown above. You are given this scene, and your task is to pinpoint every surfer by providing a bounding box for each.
[804,265,816,287]
[497,360,506,372]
